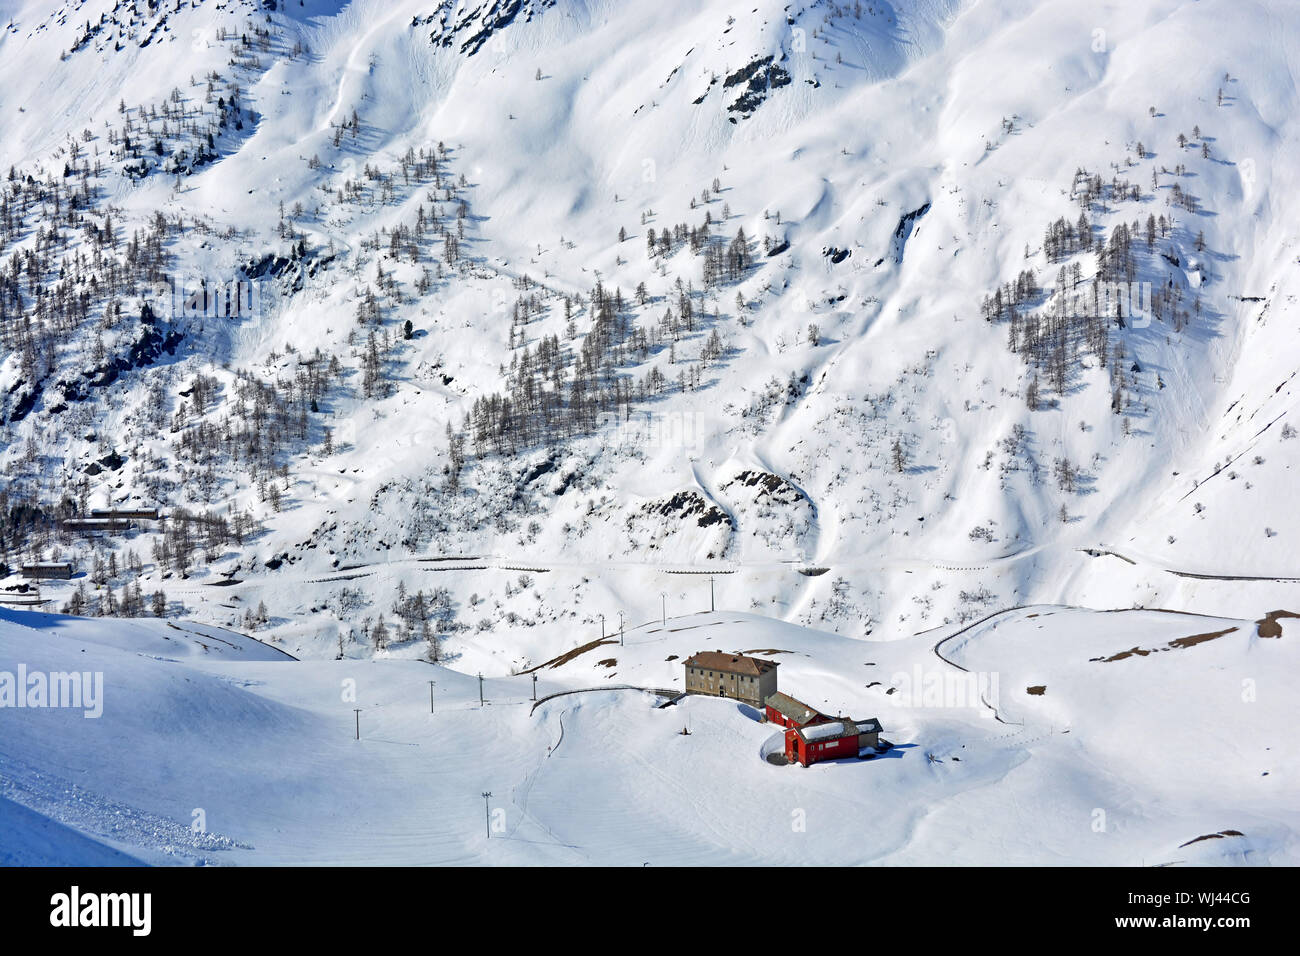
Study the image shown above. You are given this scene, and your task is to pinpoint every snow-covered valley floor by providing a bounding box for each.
[3,603,1294,865]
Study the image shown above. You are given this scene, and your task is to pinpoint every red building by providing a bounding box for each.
[785,717,883,767]
[763,692,827,729]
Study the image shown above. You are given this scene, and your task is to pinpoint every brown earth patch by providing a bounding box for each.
[1026,685,1046,695]
[1169,627,1240,650]
[1092,627,1239,662]
[1093,646,1153,663]
[522,637,618,673]
[1257,609,1300,638]
[1179,829,1245,848]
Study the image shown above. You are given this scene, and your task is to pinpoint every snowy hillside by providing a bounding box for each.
[1,0,1299,865]
[3,604,1295,865]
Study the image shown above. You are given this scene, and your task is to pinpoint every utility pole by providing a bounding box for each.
[478,672,484,707]
[709,575,715,612]
[618,610,625,646]
[482,791,493,838]
[353,708,361,740]
[661,592,666,626]
[428,680,436,713]
[532,672,538,702]
[600,613,605,641]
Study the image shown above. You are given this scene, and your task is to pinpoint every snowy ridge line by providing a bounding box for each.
[530,685,681,715]
[1166,570,1300,582]
[931,605,1031,672]
[1082,546,1300,584]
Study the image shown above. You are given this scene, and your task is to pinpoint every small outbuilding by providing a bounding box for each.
[89,508,161,520]
[763,691,826,729]
[786,716,883,767]
[20,562,74,581]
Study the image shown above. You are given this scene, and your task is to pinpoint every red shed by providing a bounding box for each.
[763,692,827,729]
[785,717,883,767]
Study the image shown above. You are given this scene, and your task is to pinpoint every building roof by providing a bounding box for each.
[797,720,858,743]
[764,692,822,723]
[795,717,882,742]
[856,717,882,735]
[682,650,778,677]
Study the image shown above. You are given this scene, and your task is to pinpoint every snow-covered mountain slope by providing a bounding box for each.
[2,0,1298,659]
[3,604,1295,865]
[1,0,1299,863]
[3,0,1300,649]
[0,604,294,661]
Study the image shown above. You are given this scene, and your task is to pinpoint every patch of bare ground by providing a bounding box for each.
[596,658,617,668]
[522,637,618,673]
[1169,627,1241,650]
[1179,830,1245,848]
[1026,685,1046,695]
[741,648,793,655]
[1094,646,1151,662]
[1256,610,1300,638]
[1091,627,1238,662]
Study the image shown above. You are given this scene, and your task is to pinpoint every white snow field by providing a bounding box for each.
[2,604,1296,865]
[1,0,1300,864]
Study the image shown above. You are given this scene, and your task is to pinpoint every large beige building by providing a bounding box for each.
[682,651,778,706]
